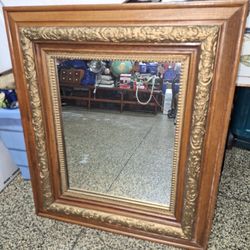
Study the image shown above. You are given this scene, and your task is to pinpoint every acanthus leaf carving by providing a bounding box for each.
[19,25,219,239]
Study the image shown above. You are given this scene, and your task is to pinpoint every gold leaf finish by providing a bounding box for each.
[170,56,189,213]
[20,34,54,209]
[182,27,219,237]
[46,52,189,217]
[19,25,219,239]
[49,203,185,238]
[22,26,218,44]
[46,56,69,194]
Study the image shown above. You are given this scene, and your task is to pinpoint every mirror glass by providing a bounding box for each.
[56,58,182,206]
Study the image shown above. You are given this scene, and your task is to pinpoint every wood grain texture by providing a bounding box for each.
[4,1,248,249]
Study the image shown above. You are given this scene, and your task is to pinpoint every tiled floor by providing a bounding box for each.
[63,109,175,205]
[0,147,249,249]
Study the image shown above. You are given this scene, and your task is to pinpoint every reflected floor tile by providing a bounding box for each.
[107,141,173,204]
[107,148,173,204]
[72,161,124,192]
[63,110,156,188]
[218,147,250,202]
[63,109,175,204]
[108,172,171,205]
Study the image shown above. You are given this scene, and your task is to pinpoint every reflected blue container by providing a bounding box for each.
[147,63,158,75]
[139,63,147,73]
[164,68,176,82]
[162,82,167,94]
[0,109,30,179]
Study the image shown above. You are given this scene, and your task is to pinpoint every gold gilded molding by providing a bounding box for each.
[170,56,189,212]
[49,52,188,63]
[20,33,54,209]
[46,56,68,194]
[46,52,189,217]
[21,26,218,44]
[49,202,186,238]
[19,25,219,239]
[182,27,219,237]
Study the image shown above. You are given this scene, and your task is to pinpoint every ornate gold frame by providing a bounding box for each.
[20,25,218,239]
[5,1,248,248]
[46,52,188,212]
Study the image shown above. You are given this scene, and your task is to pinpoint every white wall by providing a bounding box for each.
[0,0,124,74]
[0,2,12,73]
[1,0,250,84]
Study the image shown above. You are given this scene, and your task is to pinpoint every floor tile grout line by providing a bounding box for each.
[96,231,109,247]
[65,111,155,191]
[70,228,84,250]
[106,124,154,192]
[33,224,46,247]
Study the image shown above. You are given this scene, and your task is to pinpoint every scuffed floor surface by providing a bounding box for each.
[62,109,175,206]
[0,147,249,250]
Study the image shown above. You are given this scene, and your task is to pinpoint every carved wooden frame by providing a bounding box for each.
[4,1,248,249]
[45,52,189,214]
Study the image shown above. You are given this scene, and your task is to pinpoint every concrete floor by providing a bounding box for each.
[0,147,249,249]
[62,109,175,206]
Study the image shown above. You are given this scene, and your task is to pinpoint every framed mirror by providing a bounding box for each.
[4,1,248,249]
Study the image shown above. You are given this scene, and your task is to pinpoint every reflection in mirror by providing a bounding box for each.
[57,58,182,206]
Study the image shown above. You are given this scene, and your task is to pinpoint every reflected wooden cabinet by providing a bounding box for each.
[4,1,248,249]
[60,84,163,113]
